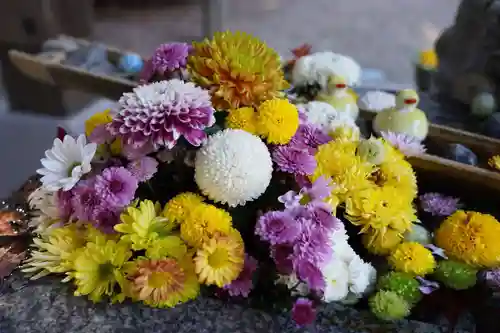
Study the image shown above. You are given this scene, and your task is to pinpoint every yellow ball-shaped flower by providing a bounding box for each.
[188,31,289,110]
[256,99,299,144]
[389,242,436,276]
[362,228,403,256]
[85,109,113,137]
[435,210,500,268]
[162,192,205,224]
[225,107,258,134]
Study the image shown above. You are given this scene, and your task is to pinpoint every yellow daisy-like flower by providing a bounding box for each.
[194,229,245,287]
[435,210,500,267]
[388,242,436,276]
[362,228,403,256]
[345,185,416,235]
[72,238,132,303]
[126,257,200,308]
[256,98,299,144]
[115,200,175,250]
[21,224,86,280]
[188,30,289,110]
[180,203,233,248]
[488,155,500,171]
[85,109,113,137]
[312,139,373,203]
[145,235,188,260]
[225,107,258,134]
[162,192,205,224]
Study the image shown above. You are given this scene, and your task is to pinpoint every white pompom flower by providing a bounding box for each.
[194,129,273,207]
[322,257,350,302]
[298,101,338,129]
[347,255,377,296]
[37,135,97,191]
[292,51,361,89]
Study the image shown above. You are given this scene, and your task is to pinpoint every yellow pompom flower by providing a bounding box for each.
[418,49,438,69]
[362,228,403,256]
[21,224,86,280]
[194,229,245,287]
[145,235,188,260]
[188,30,289,110]
[388,242,436,276]
[85,109,113,137]
[126,257,200,308]
[312,140,373,203]
[72,238,132,303]
[345,185,416,235]
[115,200,175,251]
[225,107,258,134]
[256,99,299,144]
[435,210,500,267]
[329,125,360,142]
[488,155,500,171]
[180,203,233,248]
[162,192,205,224]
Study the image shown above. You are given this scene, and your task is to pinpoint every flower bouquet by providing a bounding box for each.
[18,31,500,329]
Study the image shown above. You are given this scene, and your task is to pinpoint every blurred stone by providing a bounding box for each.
[37,51,66,63]
[42,38,79,53]
[483,112,500,138]
[471,92,497,118]
[444,143,478,166]
[451,73,493,105]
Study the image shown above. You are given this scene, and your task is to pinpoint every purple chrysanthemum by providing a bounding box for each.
[55,189,74,221]
[272,146,317,175]
[95,167,138,207]
[255,211,302,245]
[304,176,332,201]
[139,58,155,84]
[107,80,215,149]
[71,182,106,222]
[289,123,331,150]
[419,192,461,216]
[292,298,316,327]
[483,269,500,290]
[271,245,294,274]
[295,259,325,291]
[94,209,120,234]
[223,254,258,297]
[296,202,340,231]
[151,42,191,74]
[292,222,332,268]
[127,156,158,182]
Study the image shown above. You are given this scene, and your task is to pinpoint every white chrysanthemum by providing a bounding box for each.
[37,135,97,191]
[194,129,273,207]
[292,51,361,88]
[275,274,309,296]
[322,257,350,302]
[329,224,356,262]
[28,187,62,234]
[357,91,396,112]
[347,256,377,295]
[298,101,338,128]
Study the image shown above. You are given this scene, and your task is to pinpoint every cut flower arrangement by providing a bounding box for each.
[19,31,500,327]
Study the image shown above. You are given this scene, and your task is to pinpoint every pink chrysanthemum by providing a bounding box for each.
[223,254,258,297]
[108,80,215,150]
[292,298,316,326]
[127,156,159,182]
[380,131,426,157]
[95,167,138,207]
[152,43,192,74]
[272,146,317,175]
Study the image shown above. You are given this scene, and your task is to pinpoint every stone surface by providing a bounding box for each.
[483,112,500,138]
[444,143,478,166]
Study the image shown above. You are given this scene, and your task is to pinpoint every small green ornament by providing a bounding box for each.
[356,137,385,165]
[471,92,496,118]
[404,224,432,245]
[369,290,411,321]
[377,271,422,304]
[434,260,478,290]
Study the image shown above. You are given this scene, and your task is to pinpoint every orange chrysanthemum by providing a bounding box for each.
[187,31,289,110]
[127,258,199,308]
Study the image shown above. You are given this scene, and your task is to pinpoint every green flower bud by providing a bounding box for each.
[377,271,422,304]
[369,290,411,321]
[434,260,478,290]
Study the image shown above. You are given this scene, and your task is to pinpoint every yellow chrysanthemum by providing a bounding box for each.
[312,140,373,203]
[21,224,86,280]
[388,242,436,276]
[419,49,438,69]
[145,235,188,260]
[345,185,416,235]
[488,155,500,171]
[435,210,500,267]
[72,238,132,303]
[162,192,205,224]
[256,99,299,144]
[362,228,403,256]
[126,257,200,308]
[225,107,258,134]
[194,229,245,287]
[329,125,360,142]
[188,31,289,110]
[115,200,175,251]
[85,109,113,137]
[180,203,233,248]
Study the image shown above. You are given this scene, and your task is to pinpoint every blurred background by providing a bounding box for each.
[0,0,460,196]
